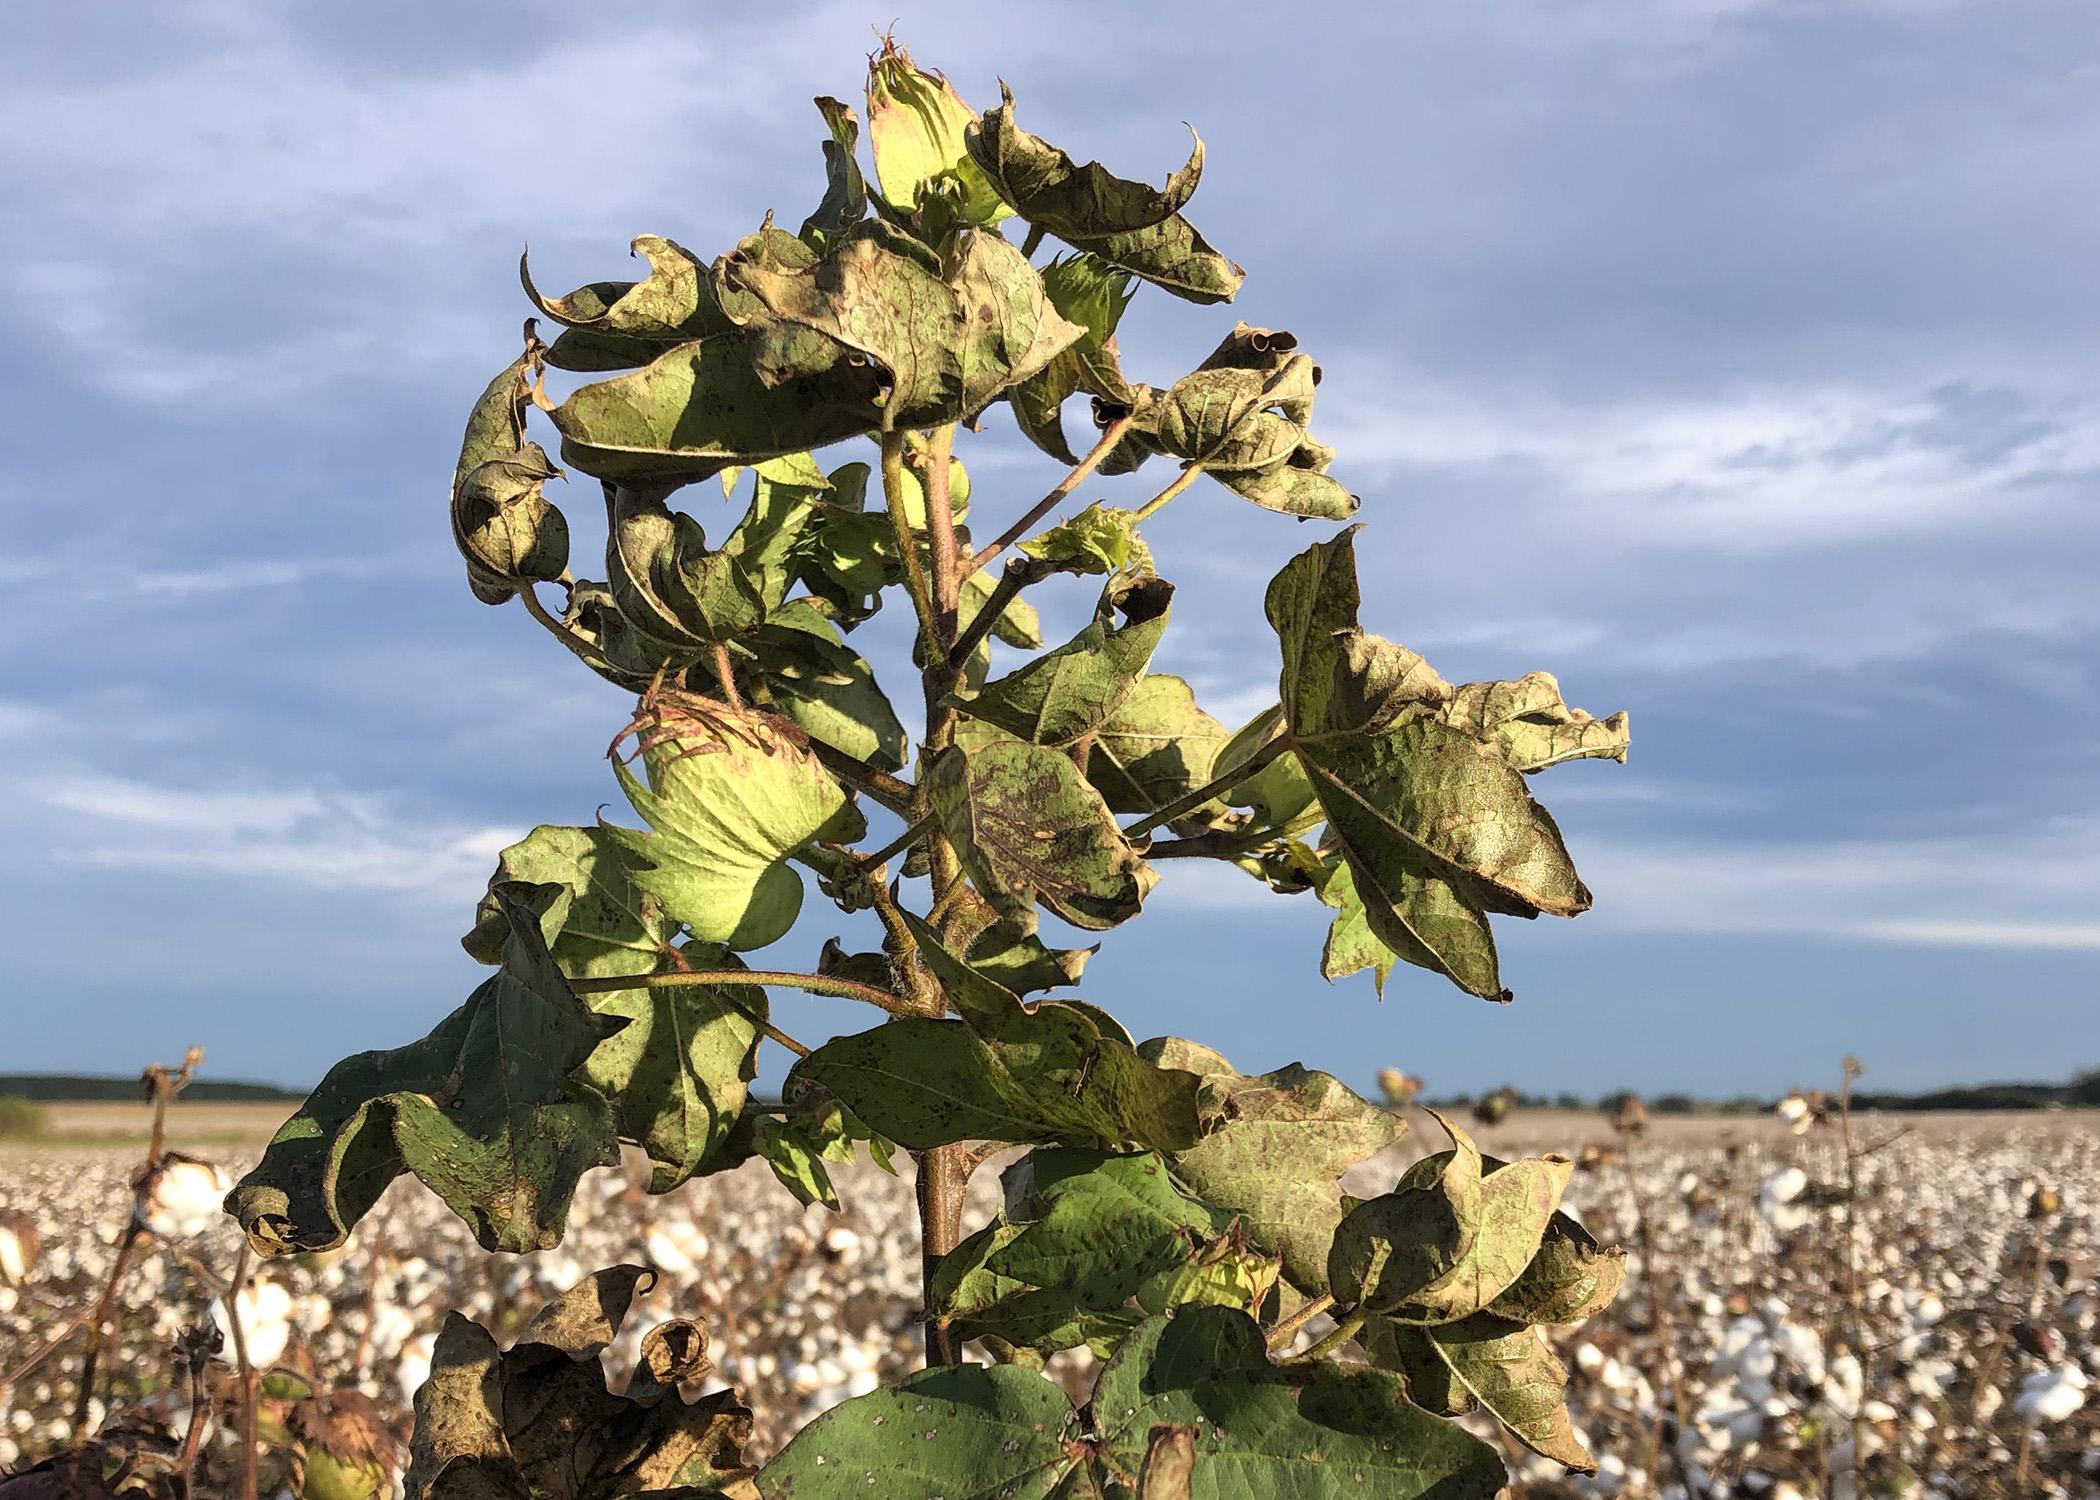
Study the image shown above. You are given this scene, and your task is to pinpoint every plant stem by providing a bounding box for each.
[879,426,941,669]
[806,740,917,814]
[1265,1293,1335,1349]
[856,814,935,871]
[947,556,1045,671]
[223,1243,259,1500]
[961,413,1135,579]
[920,424,962,653]
[518,583,619,672]
[568,967,910,1014]
[1288,1311,1366,1364]
[1123,734,1291,840]
[1133,463,1203,521]
[709,642,745,710]
[916,1150,964,1365]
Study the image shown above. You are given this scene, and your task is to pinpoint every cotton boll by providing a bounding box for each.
[2012,1364,2088,1426]
[398,1332,436,1405]
[212,1279,294,1369]
[141,1158,229,1239]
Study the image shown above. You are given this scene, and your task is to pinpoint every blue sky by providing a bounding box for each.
[2,1,2095,1099]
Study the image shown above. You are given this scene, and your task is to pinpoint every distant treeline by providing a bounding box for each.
[1425,1069,2100,1115]
[0,1074,302,1102]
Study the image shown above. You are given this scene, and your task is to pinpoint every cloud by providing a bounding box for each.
[1321,373,2100,551]
[31,771,514,898]
[1147,814,2100,952]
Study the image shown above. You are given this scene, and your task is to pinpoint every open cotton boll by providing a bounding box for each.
[1758,1167,1812,1235]
[212,1279,294,1369]
[398,1332,437,1406]
[0,1222,34,1285]
[141,1158,228,1239]
[2012,1364,2088,1425]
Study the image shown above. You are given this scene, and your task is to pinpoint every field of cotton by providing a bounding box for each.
[0,1099,2093,1498]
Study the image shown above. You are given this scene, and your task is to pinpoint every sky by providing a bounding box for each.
[1,0,2095,1101]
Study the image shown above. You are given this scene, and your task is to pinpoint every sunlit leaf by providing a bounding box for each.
[953,575,1172,748]
[864,39,1010,230]
[605,696,863,950]
[925,741,1154,931]
[1424,1314,1596,1472]
[1085,674,1226,818]
[966,85,1201,241]
[1138,1039,1405,1295]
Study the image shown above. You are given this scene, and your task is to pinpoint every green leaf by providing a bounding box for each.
[1137,1040,1405,1296]
[1484,1210,1627,1326]
[953,575,1173,748]
[1215,707,1318,831]
[965,920,1095,996]
[1425,1314,1596,1472]
[721,452,833,614]
[578,974,762,1196]
[1316,857,1396,995]
[605,696,863,951]
[925,741,1154,931]
[1008,257,1136,464]
[605,486,764,650]
[1264,528,1624,1000]
[787,1009,1201,1154]
[451,353,569,605]
[228,887,620,1256]
[1018,500,1150,578]
[756,601,909,771]
[1088,1309,1505,1498]
[966,85,1201,242]
[523,235,738,373]
[864,40,1011,230]
[1328,1112,1484,1314]
[1154,325,1357,518]
[721,221,1080,424]
[406,1266,756,1498]
[1064,214,1243,306]
[800,96,867,247]
[930,1149,1238,1355]
[754,1362,1071,1500]
[548,329,887,485]
[462,825,669,980]
[1085,675,1226,818]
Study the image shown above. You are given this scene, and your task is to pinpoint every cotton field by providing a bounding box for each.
[1,1106,2094,1498]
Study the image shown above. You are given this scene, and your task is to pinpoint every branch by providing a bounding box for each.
[568,967,911,1014]
[961,413,1136,579]
[517,582,621,672]
[808,740,917,816]
[947,555,1049,671]
[1122,734,1291,840]
[1265,1293,1335,1349]
[1133,462,1203,521]
[880,425,941,668]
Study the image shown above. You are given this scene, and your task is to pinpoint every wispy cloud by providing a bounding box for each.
[1323,374,2100,551]
[1147,816,2100,952]
[32,772,514,898]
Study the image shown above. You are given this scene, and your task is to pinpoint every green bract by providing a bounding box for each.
[238,44,1630,1497]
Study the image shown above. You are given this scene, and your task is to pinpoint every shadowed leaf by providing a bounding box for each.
[953,575,1173,748]
[228,888,620,1256]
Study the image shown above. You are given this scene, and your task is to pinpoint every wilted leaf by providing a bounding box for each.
[1265,528,1625,1000]
[721,221,1079,426]
[462,824,669,980]
[966,85,1201,242]
[965,920,1095,995]
[1138,1040,1405,1295]
[924,740,1154,931]
[1484,1210,1627,1326]
[523,235,736,373]
[605,486,764,650]
[1153,325,1357,518]
[1064,213,1243,306]
[1425,1314,1595,1471]
[228,888,620,1256]
[1317,857,1396,995]
[1328,1113,1483,1313]
[953,575,1172,747]
[605,695,863,951]
[800,96,867,247]
[451,352,569,605]
[406,1267,756,1499]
